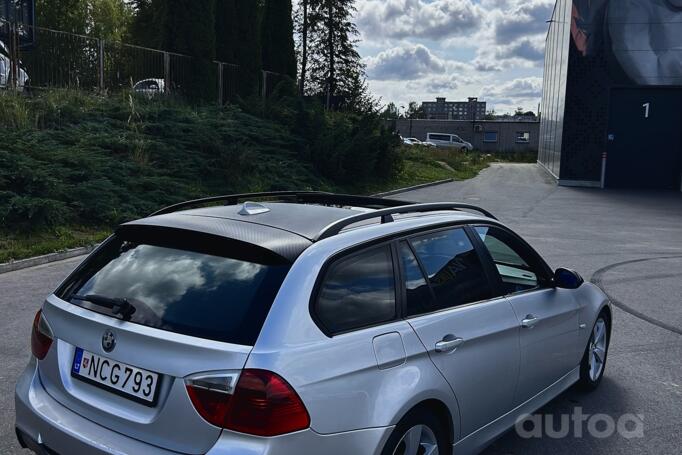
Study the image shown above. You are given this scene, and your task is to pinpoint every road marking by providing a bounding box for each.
[591,256,682,336]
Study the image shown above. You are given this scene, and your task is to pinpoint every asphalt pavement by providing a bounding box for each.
[1,163,681,454]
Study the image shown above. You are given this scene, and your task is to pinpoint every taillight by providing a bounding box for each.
[31,310,53,360]
[185,369,310,436]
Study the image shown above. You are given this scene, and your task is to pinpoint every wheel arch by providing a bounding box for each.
[397,398,455,448]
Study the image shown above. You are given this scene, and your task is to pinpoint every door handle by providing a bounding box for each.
[435,336,465,353]
[521,315,539,329]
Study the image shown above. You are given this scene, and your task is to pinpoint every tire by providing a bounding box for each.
[381,409,449,455]
[577,312,610,391]
[461,147,467,152]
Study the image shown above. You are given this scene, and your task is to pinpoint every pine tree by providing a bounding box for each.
[305,0,366,111]
[158,0,216,101]
[261,0,296,78]
[233,0,261,98]
[295,0,321,96]
[128,0,163,47]
[215,0,237,63]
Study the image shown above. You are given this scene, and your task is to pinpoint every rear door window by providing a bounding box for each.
[409,228,492,312]
[398,241,435,316]
[57,234,291,346]
[315,245,396,335]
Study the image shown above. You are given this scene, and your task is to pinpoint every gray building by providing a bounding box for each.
[421,97,487,120]
[395,119,540,153]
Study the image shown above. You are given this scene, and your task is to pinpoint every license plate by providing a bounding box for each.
[72,348,160,405]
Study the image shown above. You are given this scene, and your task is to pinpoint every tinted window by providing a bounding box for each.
[398,242,434,316]
[476,226,541,294]
[58,235,290,346]
[316,246,396,334]
[410,228,492,312]
[429,134,451,142]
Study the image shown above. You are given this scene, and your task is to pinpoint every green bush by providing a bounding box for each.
[1,90,404,231]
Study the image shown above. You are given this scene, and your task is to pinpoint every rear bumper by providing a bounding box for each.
[15,360,393,455]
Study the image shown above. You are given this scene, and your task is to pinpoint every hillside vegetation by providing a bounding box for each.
[0,90,532,262]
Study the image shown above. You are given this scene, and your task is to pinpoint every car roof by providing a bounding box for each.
[121,201,490,262]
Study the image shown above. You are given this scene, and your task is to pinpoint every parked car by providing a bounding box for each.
[0,40,29,92]
[133,78,165,97]
[15,192,612,455]
[427,133,474,151]
[422,141,437,148]
[402,137,422,146]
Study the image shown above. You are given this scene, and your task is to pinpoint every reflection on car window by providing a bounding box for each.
[410,228,491,312]
[399,242,434,317]
[476,226,539,295]
[317,245,396,334]
[59,237,290,345]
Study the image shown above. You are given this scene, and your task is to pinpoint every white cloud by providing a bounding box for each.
[356,0,552,113]
[480,77,543,105]
[357,0,483,42]
[365,44,466,80]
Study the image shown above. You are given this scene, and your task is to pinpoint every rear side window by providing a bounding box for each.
[429,134,451,142]
[409,228,492,312]
[57,235,290,346]
[315,245,396,335]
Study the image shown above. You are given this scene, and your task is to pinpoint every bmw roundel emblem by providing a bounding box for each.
[102,330,116,353]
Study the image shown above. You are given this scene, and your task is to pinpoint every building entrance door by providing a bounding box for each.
[606,88,682,190]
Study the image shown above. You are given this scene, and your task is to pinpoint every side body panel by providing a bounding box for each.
[504,288,579,405]
[407,298,520,438]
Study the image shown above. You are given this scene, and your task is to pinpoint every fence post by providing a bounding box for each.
[98,39,105,92]
[164,52,170,94]
[261,70,267,101]
[217,62,223,106]
[9,22,18,91]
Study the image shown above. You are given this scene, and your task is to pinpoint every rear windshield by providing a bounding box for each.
[57,233,291,346]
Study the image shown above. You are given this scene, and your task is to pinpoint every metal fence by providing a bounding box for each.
[1,19,286,104]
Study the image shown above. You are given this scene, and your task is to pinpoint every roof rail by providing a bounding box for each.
[149,191,414,217]
[315,203,498,241]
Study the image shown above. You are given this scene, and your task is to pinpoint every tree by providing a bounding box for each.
[233,0,261,98]
[89,0,133,42]
[215,0,237,63]
[405,101,424,119]
[261,0,296,78]
[128,0,162,47]
[36,0,89,33]
[295,0,323,96]
[380,102,399,119]
[157,0,216,101]
[305,0,367,111]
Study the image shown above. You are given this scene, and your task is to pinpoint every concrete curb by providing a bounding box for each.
[373,178,454,198]
[0,178,455,274]
[0,245,98,275]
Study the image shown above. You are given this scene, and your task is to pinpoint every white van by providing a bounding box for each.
[426,133,473,151]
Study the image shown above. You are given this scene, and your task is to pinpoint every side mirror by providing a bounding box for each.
[554,268,584,289]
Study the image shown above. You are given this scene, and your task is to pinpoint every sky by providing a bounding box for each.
[354,0,554,115]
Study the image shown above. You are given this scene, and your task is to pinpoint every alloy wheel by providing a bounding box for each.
[392,424,439,455]
[588,318,608,381]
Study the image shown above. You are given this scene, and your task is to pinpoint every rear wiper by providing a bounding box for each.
[72,294,136,319]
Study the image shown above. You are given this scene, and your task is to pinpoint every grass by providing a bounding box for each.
[0,91,537,263]
[0,226,111,264]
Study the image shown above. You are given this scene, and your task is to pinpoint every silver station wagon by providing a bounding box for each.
[15,192,612,455]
